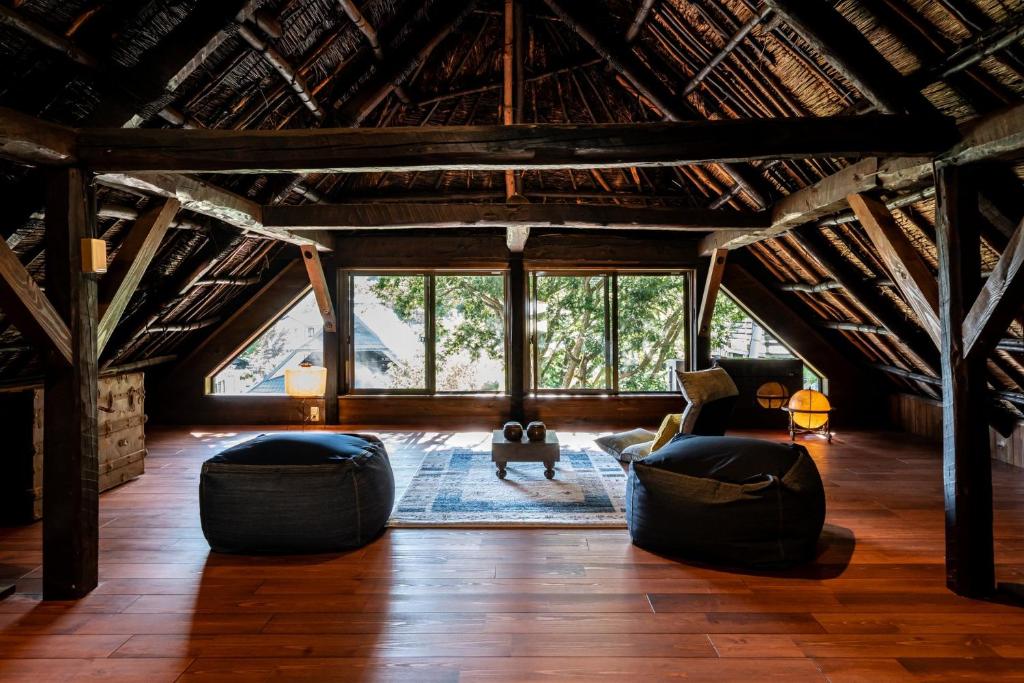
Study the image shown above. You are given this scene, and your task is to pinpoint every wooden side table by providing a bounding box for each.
[491,430,560,479]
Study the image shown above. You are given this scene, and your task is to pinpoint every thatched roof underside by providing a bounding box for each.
[1,0,1023,408]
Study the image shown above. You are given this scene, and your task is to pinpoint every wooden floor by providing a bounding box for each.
[1,427,1024,682]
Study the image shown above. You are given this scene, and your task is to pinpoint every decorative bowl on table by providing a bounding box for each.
[526,421,547,442]
[502,421,524,441]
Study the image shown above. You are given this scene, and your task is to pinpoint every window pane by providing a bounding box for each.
[617,274,688,392]
[534,274,608,390]
[352,275,426,390]
[210,292,323,395]
[435,275,506,392]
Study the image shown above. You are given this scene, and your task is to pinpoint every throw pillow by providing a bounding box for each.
[621,440,655,462]
[675,367,739,434]
[651,413,683,452]
[594,428,655,461]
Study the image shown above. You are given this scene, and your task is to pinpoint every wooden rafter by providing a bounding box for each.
[299,245,338,333]
[963,216,1024,361]
[848,193,941,347]
[98,198,181,354]
[0,239,72,365]
[697,249,727,339]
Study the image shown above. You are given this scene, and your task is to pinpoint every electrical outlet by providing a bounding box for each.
[309,406,320,422]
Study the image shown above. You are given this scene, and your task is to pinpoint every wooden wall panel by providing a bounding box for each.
[888,392,1023,468]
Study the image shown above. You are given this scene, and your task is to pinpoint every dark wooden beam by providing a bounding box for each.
[97,199,180,354]
[934,164,995,598]
[264,202,770,232]
[74,115,955,174]
[765,0,934,115]
[0,240,72,365]
[849,193,941,346]
[299,245,338,334]
[942,102,1024,167]
[0,106,75,166]
[42,168,99,600]
[963,216,1024,361]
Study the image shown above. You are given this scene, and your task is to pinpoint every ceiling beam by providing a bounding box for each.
[262,202,771,232]
[941,102,1024,167]
[94,172,331,252]
[75,115,956,174]
[0,106,75,165]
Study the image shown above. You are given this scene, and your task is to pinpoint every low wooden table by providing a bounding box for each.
[491,430,560,479]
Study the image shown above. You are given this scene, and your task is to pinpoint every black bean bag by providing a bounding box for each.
[200,433,394,553]
[626,434,825,568]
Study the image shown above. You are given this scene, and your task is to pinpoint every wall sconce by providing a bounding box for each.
[81,239,107,274]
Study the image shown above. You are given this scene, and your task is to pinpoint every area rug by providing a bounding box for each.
[389,448,628,527]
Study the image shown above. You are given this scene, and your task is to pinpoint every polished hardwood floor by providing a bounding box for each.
[1,427,1023,682]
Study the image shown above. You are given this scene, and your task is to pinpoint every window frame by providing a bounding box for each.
[345,269,509,396]
[529,268,693,395]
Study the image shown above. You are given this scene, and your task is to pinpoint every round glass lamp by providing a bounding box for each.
[783,389,832,443]
[284,361,327,398]
[756,381,790,410]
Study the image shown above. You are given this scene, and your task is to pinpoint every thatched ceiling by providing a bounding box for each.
[0,0,1022,407]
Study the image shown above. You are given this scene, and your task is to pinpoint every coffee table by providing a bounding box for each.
[491,430,560,479]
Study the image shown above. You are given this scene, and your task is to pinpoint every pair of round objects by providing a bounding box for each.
[756,383,832,430]
[502,421,547,442]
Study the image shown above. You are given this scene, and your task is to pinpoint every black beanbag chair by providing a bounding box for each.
[626,434,825,568]
[200,433,394,553]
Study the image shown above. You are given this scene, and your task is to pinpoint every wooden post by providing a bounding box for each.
[696,249,727,368]
[43,167,100,600]
[323,257,339,425]
[508,253,527,423]
[934,164,995,598]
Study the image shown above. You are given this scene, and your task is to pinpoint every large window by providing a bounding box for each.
[350,272,506,393]
[210,291,323,395]
[530,271,689,393]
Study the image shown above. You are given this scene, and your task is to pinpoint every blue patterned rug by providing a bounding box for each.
[389,448,628,527]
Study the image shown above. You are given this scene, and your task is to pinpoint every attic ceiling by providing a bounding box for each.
[0,0,1023,409]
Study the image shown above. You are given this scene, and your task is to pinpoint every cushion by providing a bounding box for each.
[594,428,656,461]
[208,432,382,466]
[651,413,682,452]
[621,440,655,462]
[200,433,395,554]
[675,367,739,434]
[626,435,825,568]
